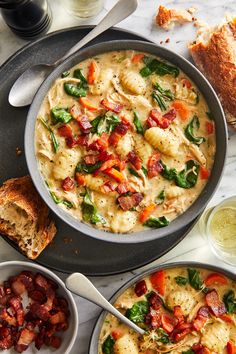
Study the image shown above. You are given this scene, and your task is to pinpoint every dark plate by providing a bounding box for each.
[0,26,196,275]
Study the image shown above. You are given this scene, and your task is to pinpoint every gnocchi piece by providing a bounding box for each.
[53,149,80,180]
[84,175,106,193]
[134,134,153,164]
[145,127,180,157]
[114,334,139,354]
[115,132,133,158]
[110,211,137,233]
[165,186,184,199]
[91,68,113,95]
[120,70,146,95]
[201,321,230,352]
[166,290,196,316]
[175,81,198,105]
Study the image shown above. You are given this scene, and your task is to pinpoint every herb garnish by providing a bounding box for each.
[40,118,59,153]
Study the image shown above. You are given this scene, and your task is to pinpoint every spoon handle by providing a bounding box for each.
[55,0,138,65]
[65,273,145,335]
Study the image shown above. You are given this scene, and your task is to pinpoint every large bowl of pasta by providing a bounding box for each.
[89,262,236,353]
[25,40,227,243]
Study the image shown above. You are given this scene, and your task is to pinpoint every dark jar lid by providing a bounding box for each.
[0,0,28,9]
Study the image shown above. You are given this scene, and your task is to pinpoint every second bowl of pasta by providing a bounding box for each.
[25,40,227,243]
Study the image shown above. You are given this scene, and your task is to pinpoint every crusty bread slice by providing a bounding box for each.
[0,176,56,259]
[189,18,236,130]
[156,5,194,30]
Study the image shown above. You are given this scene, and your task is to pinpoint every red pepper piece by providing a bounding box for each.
[150,270,165,296]
[161,313,176,333]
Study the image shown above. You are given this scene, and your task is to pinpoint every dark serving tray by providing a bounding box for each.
[0,26,196,275]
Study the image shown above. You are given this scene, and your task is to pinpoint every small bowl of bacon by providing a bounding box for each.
[0,261,78,354]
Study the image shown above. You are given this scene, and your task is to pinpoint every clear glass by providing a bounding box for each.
[61,0,104,18]
[200,196,236,266]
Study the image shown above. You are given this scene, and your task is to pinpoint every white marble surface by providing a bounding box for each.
[0,0,236,353]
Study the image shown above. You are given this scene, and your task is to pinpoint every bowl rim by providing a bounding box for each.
[89,261,236,353]
[0,260,78,354]
[25,39,227,243]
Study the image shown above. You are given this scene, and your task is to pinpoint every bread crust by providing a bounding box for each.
[189,20,236,130]
[0,176,56,259]
[156,5,193,30]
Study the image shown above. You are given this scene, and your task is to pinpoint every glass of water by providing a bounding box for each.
[61,0,104,18]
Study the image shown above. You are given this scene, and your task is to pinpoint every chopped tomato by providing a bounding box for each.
[147,153,163,178]
[61,177,75,191]
[111,330,122,340]
[79,97,98,111]
[101,98,123,113]
[173,306,184,323]
[172,101,189,121]
[192,314,207,331]
[57,124,73,138]
[69,104,82,119]
[204,273,228,287]
[89,132,109,151]
[206,121,214,135]
[104,168,125,183]
[87,60,99,85]
[161,314,176,333]
[132,53,145,63]
[150,270,165,296]
[220,314,234,324]
[200,166,210,180]
[227,340,236,354]
[182,78,192,88]
[101,181,116,193]
[127,151,142,170]
[139,203,156,223]
[205,289,226,317]
[75,173,85,186]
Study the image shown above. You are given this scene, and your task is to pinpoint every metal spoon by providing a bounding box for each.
[65,273,145,335]
[9,0,138,107]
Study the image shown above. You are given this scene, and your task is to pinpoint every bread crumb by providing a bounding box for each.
[156,5,195,30]
[165,38,170,43]
[16,147,22,156]
[74,249,80,255]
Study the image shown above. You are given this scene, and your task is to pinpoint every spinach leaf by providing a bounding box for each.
[160,161,177,181]
[91,114,120,135]
[82,189,106,225]
[40,118,59,153]
[182,350,195,354]
[152,91,167,111]
[141,165,148,176]
[158,328,170,344]
[102,335,115,354]
[51,107,72,124]
[73,68,88,87]
[185,115,205,145]
[61,70,70,78]
[144,216,169,228]
[155,190,165,205]
[206,111,214,121]
[49,191,73,209]
[153,82,175,101]
[128,167,140,178]
[125,301,149,323]
[76,161,102,174]
[175,160,200,189]
[140,57,179,78]
[175,276,188,286]
[187,268,203,290]
[64,83,87,98]
[223,290,236,314]
[133,111,144,135]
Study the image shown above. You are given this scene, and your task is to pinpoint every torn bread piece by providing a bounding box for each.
[189,17,236,130]
[156,5,195,30]
[0,175,56,259]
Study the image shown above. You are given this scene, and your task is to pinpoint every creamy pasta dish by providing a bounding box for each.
[35,50,215,233]
[99,267,236,353]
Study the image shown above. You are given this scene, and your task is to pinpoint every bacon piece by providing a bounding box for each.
[205,290,226,317]
[145,307,161,329]
[28,290,46,303]
[77,115,92,134]
[115,122,129,136]
[118,193,143,211]
[0,327,13,350]
[101,98,123,113]
[161,313,176,333]
[34,273,50,292]
[173,305,185,323]
[30,303,50,321]
[99,159,120,172]
[57,124,73,138]
[18,271,34,291]
[116,182,132,195]
[147,153,163,178]
[98,151,114,161]
[8,296,24,326]
[134,280,147,297]
[35,327,46,350]
[75,173,85,186]
[147,116,157,127]
[15,328,36,353]
[127,151,142,170]
[108,131,121,146]
[88,132,109,151]
[61,177,75,191]
[69,104,82,119]
[11,279,26,295]
[49,335,62,349]
[0,308,17,326]
[4,281,12,295]
[101,181,116,193]
[66,134,89,148]
[192,314,207,331]
[148,292,163,310]
[198,306,210,317]
[149,109,176,129]
[84,154,98,165]
[50,311,66,325]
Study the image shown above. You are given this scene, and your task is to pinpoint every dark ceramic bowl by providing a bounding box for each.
[25,40,227,243]
[89,261,236,353]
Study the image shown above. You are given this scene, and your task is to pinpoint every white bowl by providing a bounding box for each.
[0,261,78,354]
